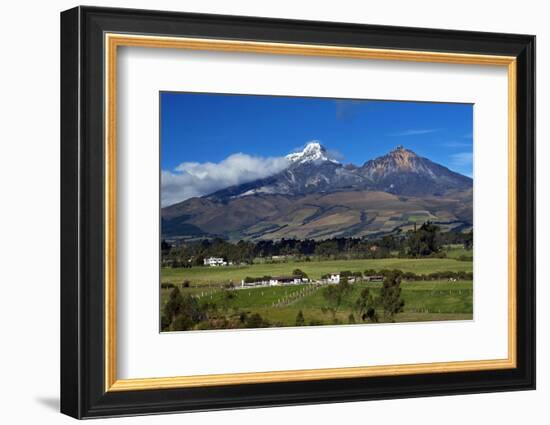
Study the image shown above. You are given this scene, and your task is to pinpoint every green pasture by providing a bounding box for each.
[161,257,473,286]
[161,280,473,327]
[443,245,473,260]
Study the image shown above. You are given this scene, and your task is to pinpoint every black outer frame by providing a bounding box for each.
[60,6,535,419]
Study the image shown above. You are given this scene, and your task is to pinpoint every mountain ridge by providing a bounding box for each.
[162,143,472,241]
[205,142,471,201]
[359,145,472,196]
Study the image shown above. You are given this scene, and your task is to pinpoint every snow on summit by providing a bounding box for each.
[285,141,340,164]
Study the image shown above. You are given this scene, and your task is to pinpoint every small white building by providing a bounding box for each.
[241,278,268,287]
[328,273,340,284]
[269,276,303,286]
[240,275,309,287]
[203,257,227,267]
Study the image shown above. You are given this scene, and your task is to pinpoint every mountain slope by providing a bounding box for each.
[207,142,367,200]
[206,143,470,201]
[162,190,472,240]
[359,145,472,196]
[162,143,473,241]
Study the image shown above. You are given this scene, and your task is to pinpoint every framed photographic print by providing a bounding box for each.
[60,6,535,419]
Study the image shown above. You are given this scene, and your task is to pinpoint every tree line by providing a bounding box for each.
[163,222,473,267]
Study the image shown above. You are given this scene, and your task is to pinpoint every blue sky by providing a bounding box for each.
[160,92,473,206]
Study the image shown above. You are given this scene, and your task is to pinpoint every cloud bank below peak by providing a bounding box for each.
[161,153,289,206]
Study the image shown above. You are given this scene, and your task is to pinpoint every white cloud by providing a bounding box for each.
[449,152,473,177]
[161,153,289,206]
[334,99,363,120]
[389,129,439,136]
[450,152,473,167]
[444,141,472,148]
[326,149,345,162]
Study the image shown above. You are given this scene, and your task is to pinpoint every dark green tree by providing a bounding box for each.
[171,293,206,331]
[322,285,343,322]
[172,311,195,331]
[245,313,269,328]
[162,287,183,330]
[295,310,305,326]
[355,287,379,323]
[161,239,171,253]
[314,240,339,258]
[160,313,172,331]
[322,279,352,322]
[380,271,405,322]
[292,268,309,279]
[407,221,442,257]
[221,289,236,313]
[162,287,208,331]
[463,230,473,250]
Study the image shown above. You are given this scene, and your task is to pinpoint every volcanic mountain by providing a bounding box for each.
[206,142,364,200]
[206,143,471,200]
[162,143,472,241]
[360,145,472,196]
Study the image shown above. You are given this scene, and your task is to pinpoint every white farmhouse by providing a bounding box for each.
[269,276,303,286]
[241,278,269,287]
[203,257,227,267]
[328,272,340,284]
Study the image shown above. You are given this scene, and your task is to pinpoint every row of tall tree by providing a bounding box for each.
[163,223,473,266]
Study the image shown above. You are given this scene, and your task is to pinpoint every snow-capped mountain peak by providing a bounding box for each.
[285,141,339,164]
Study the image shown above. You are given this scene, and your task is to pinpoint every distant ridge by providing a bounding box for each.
[162,143,472,241]
[205,143,471,201]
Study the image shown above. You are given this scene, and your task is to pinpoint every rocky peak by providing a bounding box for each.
[358,145,471,196]
[389,144,418,160]
[364,146,421,173]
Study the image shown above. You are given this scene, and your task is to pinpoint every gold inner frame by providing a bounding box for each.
[104,33,518,392]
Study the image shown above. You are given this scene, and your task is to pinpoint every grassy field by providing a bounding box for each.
[161,257,473,287]
[161,280,473,327]
[443,244,473,260]
[160,255,473,329]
